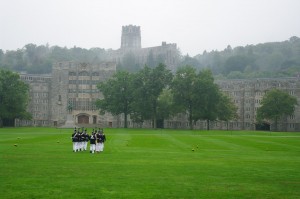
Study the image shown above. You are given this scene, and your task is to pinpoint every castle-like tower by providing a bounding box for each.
[107,25,179,72]
[121,25,141,49]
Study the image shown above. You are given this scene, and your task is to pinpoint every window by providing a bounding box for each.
[289,115,295,120]
[79,71,89,76]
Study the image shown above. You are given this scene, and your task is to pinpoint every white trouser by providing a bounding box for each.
[84,141,88,150]
[73,142,76,151]
[99,143,104,152]
[79,142,83,150]
[96,143,100,152]
[90,144,96,153]
[75,142,79,151]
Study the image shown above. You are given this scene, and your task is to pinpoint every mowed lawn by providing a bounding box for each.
[0,128,300,199]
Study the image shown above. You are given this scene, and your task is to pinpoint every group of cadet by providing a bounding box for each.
[71,127,106,154]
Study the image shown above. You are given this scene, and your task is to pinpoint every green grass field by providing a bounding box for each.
[0,128,300,199]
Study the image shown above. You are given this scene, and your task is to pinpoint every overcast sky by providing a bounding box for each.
[1,0,300,56]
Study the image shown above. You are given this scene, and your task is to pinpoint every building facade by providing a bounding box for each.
[164,78,300,132]
[19,66,300,132]
[19,62,118,128]
[107,25,180,72]
[18,73,52,126]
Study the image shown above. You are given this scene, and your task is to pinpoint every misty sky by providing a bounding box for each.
[1,0,300,56]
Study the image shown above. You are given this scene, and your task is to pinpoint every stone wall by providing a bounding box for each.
[19,73,51,126]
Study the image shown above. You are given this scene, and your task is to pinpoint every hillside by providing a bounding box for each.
[191,36,300,79]
[1,36,300,78]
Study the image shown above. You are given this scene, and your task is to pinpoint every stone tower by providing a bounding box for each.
[121,25,141,49]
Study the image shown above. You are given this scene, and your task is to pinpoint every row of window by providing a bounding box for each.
[68,89,99,93]
[33,92,48,97]
[21,76,50,82]
[33,99,48,103]
[33,106,48,111]
[69,72,102,76]
[69,80,101,85]
[234,99,262,104]
[32,113,48,118]
[68,99,97,111]
[228,90,296,97]
[221,82,291,89]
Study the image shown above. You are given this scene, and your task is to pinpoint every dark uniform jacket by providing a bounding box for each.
[72,133,78,142]
[90,135,96,145]
[99,134,106,143]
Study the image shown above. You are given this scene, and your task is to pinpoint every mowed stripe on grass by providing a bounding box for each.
[0,128,300,199]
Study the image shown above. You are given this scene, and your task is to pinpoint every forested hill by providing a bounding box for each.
[0,44,107,74]
[191,36,300,79]
[0,36,300,78]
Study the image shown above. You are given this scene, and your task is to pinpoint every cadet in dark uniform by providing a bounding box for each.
[76,129,82,151]
[83,129,89,151]
[95,130,101,153]
[99,129,106,152]
[72,128,78,152]
[89,132,96,154]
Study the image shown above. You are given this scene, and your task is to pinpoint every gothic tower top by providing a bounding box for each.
[121,25,141,50]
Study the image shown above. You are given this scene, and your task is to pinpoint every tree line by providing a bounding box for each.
[0,44,106,74]
[184,36,300,79]
[1,36,299,78]
[96,64,238,130]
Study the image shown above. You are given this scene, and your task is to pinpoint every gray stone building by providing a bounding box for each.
[19,73,52,126]
[19,62,118,128]
[19,66,300,131]
[106,25,180,72]
[164,78,300,132]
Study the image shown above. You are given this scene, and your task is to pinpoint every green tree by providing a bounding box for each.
[156,88,174,127]
[172,67,236,130]
[256,89,298,131]
[194,69,222,130]
[227,71,245,79]
[130,67,152,125]
[179,54,203,70]
[131,64,172,128]
[223,55,252,75]
[0,70,31,126]
[96,71,134,128]
[171,65,198,129]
